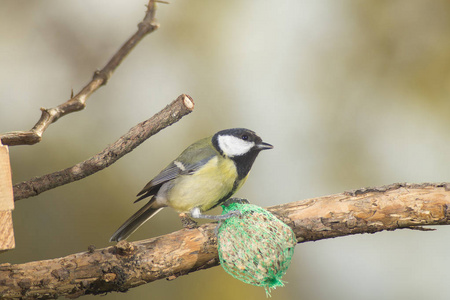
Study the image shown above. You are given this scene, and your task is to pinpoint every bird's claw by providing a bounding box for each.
[222,197,250,208]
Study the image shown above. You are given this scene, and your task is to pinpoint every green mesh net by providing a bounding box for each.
[217,202,297,297]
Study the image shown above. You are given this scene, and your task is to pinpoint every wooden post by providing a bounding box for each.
[0,141,15,250]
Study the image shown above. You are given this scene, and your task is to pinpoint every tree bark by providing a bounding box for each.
[1,183,449,299]
[12,94,194,201]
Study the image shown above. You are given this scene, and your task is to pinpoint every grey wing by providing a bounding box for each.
[134,162,182,202]
[135,150,216,202]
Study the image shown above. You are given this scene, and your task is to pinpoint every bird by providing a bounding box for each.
[109,128,273,242]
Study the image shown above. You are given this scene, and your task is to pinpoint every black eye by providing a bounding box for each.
[241,134,248,140]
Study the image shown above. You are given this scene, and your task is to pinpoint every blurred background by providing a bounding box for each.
[2,1,450,299]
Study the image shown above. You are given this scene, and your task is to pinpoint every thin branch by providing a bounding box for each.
[1,183,449,299]
[13,94,194,201]
[0,0,160,146]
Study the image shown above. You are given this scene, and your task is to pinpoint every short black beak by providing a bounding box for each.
[256,142,274,150]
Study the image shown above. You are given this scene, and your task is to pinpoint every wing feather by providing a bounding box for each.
[135,137,217,202]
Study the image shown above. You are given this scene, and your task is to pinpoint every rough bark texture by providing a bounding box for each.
[12,94,194,201]
[269,182,450,242]
[0,226,218,299]
[1,183,449,299]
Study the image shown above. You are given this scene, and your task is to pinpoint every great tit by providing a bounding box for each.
[109,128,273,242]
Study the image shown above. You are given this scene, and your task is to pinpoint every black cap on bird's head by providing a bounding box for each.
[212,128,273,157]
[212,128,273,179]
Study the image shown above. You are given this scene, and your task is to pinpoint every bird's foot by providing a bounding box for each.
[214,210,243,235]
[222,197,250,207]
[190,207,242,221]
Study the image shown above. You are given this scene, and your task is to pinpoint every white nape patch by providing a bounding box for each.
[218,135,255,157]
[174,160,186,171]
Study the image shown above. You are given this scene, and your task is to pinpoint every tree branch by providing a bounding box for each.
[1,183,449,299]
[0,0,160,146]
[269,182,450,242]
[13,94,194,201]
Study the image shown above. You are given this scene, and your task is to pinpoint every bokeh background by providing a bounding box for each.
[2,1,450,299]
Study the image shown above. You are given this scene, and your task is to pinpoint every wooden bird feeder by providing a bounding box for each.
[0,141,15,251]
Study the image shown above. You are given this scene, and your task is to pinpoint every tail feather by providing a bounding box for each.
[110,199,163,242]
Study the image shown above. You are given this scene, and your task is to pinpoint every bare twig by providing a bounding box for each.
[1,183,449,299]
[13,94,194,201]
[0,0,160,146]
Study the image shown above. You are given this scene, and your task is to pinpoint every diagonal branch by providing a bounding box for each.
[1,183,449,299]
[0,0,160,146]
[13,94,194,201]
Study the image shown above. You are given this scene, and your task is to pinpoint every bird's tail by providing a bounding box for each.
[109,199,163,242]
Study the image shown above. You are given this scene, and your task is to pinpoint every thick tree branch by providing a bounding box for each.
[12,94,194,201]
[0,0,159,146]
[269,182,450,241]
[1,183,449,299]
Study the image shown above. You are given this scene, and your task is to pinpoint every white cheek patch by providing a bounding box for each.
[218,135,255,157]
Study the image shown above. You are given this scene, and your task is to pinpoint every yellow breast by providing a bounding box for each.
[166,157,238,212]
